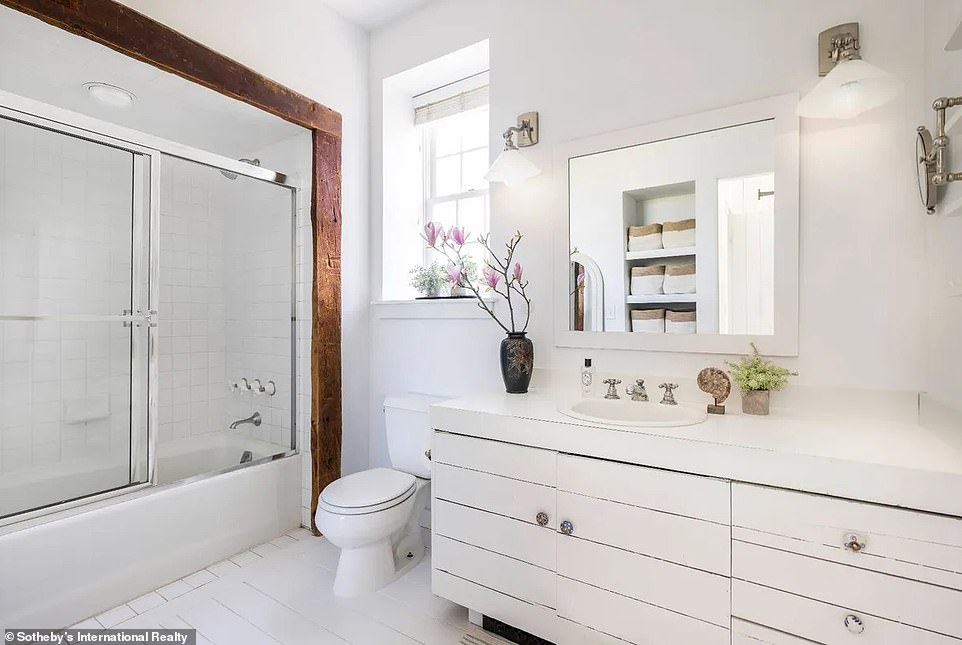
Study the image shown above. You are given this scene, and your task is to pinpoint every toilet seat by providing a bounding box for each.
[318,468,416,516]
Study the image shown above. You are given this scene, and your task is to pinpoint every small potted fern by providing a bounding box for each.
[727,343,797,415]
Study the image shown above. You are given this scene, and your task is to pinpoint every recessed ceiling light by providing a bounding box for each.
[83,82,135,108]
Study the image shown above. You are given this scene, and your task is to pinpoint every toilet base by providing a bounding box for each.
[333,538,396,597]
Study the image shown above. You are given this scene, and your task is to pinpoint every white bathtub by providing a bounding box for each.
[0,433,301,628]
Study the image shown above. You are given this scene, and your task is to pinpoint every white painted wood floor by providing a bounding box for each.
[71,528,509,645]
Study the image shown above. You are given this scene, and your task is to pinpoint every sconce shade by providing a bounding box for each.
[798,58,900,119]
[484,148,541,186]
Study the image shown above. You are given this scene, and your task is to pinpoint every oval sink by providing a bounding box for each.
[560,399,707,428]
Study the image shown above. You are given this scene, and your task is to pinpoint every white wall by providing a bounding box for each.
[923,0,962,412]
[368,0,930,466]
[116,1,373,487]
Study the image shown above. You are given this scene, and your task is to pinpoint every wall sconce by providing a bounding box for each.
[484,111,541,186]
[797,23,900,119]
[916,97,962,213]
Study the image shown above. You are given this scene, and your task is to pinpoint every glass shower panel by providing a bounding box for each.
[156,155,293,484]
[0,115,150,520]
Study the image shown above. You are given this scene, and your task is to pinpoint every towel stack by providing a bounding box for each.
[627,224,662,252]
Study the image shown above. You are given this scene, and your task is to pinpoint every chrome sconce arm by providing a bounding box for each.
[917,96,962,214]
[499,112,539,151]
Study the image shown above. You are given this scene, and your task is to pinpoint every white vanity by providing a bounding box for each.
[429,392,962,645]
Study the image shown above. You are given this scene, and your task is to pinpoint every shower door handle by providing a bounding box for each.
[122,309,157,328]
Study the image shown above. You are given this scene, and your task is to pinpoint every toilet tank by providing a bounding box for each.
[384,394,444,479]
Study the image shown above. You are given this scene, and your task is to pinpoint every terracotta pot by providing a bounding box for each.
[499,332,533,394]
[741,389,771,415]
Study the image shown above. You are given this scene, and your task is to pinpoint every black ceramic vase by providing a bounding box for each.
[500,332,534,394]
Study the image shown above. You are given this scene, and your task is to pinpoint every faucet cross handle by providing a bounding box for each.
[626,379,649,402]
[602,378,622,400]
[659,383,679,405]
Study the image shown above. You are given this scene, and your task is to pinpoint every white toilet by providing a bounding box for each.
[315,394,439,597]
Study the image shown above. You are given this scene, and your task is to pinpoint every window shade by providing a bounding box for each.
[414,85,489,125]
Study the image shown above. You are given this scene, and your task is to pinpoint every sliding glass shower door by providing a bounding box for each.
[0,112,151,520]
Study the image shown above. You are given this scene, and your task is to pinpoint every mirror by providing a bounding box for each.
[556,95,799,355]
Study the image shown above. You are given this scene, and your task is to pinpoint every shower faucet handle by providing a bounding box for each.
[252,379,266,393]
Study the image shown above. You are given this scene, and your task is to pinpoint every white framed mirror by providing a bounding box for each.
[554,94,799,355]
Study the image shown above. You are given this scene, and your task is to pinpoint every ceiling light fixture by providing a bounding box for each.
[797,23,900,119]
[484,111,541,186]
[83,82,136,108]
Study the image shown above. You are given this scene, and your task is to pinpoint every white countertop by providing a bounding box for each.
[431,389,962,517]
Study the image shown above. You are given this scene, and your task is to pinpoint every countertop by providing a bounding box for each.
[430,389,962,517]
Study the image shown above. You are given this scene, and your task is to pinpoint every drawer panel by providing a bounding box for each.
[733,580,960,645]
[558,490,730,575]
[433,432,555,485]
[433,535,555,609]
[557,576,730,645]
[434,462,556,528]
[559,454,730,525]
[558,535,730,627]
[732,619,818,645]
[433,499,555,571]
[432,570,560,643]
[733,540,962,638]
[733,483,962,590]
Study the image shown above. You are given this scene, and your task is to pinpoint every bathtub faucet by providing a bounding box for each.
[229,411,262,430]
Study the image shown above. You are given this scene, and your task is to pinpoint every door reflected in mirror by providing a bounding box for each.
[568,119,775,335]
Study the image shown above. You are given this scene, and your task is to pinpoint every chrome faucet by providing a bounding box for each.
[229,411,262,429]
[659,383,679,405]
[626,379,648,402]
[603,379,622,400]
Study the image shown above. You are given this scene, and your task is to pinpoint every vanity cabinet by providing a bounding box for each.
[431,429,962,645]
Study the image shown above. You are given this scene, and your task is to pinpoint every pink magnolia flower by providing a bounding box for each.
[446,262,463,286]
[449,226,468,246]
[423,222,441,247]
[482,266,502,291]
[512,262,523,283]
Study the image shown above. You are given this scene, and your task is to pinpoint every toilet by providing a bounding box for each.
[315,394,439,597]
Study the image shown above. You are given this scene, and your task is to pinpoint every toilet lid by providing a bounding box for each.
[320,468,416,510]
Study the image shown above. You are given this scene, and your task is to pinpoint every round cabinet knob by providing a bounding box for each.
[424,449,432,461]
[536,512,549,527]
[844,614,865,634]
[560,520,574,536]
[844,533,866,553]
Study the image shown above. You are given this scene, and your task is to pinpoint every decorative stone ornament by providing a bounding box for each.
[697,367,731,415]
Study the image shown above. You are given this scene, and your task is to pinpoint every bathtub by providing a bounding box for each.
[0,432,301,628]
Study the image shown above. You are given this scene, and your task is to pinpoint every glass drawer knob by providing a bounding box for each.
[536,512,549,527]
[844,614,865,634]
[844,533,866,553]
[560,520,574,535]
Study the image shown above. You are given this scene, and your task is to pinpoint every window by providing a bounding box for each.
[419,99,489,267]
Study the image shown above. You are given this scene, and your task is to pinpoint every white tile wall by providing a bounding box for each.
[0,116,135,487]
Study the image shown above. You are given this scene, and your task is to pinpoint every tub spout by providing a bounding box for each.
[229,411,262,430]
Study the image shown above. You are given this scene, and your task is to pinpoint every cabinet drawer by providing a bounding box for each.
[433,499,555,570]
[433,535,555,609]
[558,534,730,627]
[557,490,730,575]
[557,576,729,645]
[733,540,962,638]
[559,454,730,525]
[733,581,960,645]
[434,463,556,528]
[732,619,818,645]
[434,432,555,485]
[733,483,962,590]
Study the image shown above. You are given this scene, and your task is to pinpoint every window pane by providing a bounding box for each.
[458,195,487,238]
[432,120,461,157]
[434,155,461,197]
[461,107,489,150]
[462,148,489,192]
[430,200,457,230]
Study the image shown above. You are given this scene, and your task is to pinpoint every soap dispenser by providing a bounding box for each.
[581,358,595,396]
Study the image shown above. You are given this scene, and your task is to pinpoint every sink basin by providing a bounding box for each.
[559,399,707,428]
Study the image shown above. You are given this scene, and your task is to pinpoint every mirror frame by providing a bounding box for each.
[554,93,799,356]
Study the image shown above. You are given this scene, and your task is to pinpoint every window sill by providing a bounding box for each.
[372,298,495,320]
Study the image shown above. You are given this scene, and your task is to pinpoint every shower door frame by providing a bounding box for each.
[0,90,299,530]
